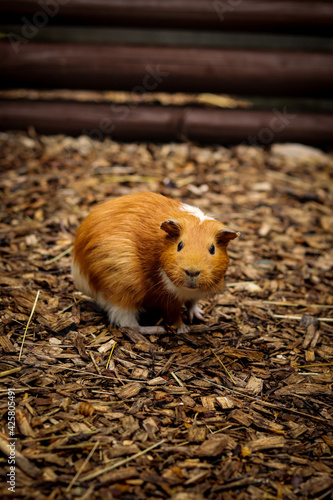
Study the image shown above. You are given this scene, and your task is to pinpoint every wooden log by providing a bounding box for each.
[184,108,333,145]
[0,101,181,142]
[1,100,332,145]
[1,0,333,34]
[1,42,333,97]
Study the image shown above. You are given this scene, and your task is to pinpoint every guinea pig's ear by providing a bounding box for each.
[216,228,240,247]
[160,219,181,238]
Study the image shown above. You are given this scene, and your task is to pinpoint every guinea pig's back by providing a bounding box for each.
[72,192,180,304]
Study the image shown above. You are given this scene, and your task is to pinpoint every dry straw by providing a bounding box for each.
[18,290,40,362]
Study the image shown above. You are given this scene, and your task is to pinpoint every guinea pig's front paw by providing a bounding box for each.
[188,302,204,322]
[177,322,191,334]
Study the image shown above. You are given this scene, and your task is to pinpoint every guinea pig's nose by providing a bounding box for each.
[185,269,201,278]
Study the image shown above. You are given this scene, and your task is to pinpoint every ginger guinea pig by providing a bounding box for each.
[72,192,239,333]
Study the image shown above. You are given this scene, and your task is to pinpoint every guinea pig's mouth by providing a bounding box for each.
[185,283,199,289]
[183,278,201,289]
[161,269,203,295]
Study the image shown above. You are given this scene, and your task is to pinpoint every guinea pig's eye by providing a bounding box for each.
[177,241,184,252]
[209,244,215,255]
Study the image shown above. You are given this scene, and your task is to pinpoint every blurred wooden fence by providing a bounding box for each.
[0,0,333,144]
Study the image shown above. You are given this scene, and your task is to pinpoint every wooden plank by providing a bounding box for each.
[1,42,333,96]
[1,0,333,33]
[1,100,332,145]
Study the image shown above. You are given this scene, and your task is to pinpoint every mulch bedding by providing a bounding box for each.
[0,132,332,500]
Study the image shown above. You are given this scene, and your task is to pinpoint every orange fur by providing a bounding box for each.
[72,192,239,332]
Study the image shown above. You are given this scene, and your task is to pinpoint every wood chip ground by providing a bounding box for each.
[0,132,332,499]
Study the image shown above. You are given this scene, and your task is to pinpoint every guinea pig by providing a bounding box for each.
[72,192,239,333]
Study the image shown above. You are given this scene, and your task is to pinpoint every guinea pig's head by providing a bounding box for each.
[160,216,239,297]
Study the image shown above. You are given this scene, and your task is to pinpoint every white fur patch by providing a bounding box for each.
[102,300,140,328]
[89,290,140,328]
[72,260,95,298]
[72,259,140,328]
[181,203,215,224]
[160,269,207,303]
